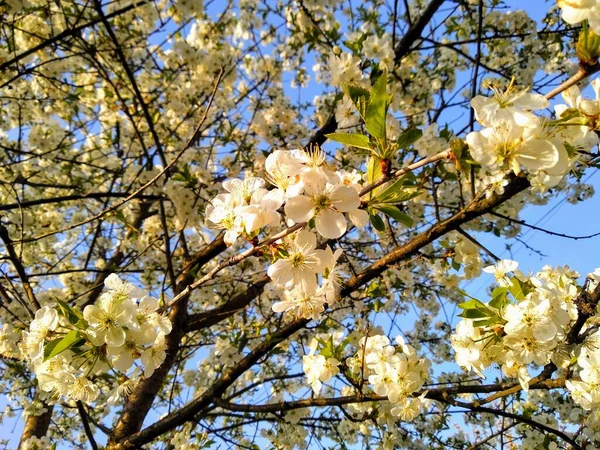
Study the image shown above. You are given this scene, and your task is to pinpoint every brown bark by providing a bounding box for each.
[18,402,54,449]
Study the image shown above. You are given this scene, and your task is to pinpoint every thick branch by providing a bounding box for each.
[17,403,54,449]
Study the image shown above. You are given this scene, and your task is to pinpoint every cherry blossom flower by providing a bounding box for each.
[83,295,137,347]
[470,83,548,128]
[267,230,327,292]
[285,183,362,239]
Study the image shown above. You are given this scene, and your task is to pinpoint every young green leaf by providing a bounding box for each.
[342,84,370,120]
[489,286,509,310]
[366,156,383,186]
[325,132,372,151]
[457,298,494,319]
[54,298,83,326]
[369,213,386,231]
[373,177,420,203]
[373,204,413,227]
[365,71,389,140]
[396,128,423,149]
[44,330,83,361]
[508,277,530,301]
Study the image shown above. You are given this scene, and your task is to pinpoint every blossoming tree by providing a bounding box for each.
[2,0,600,449]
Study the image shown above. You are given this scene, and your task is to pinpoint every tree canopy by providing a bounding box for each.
[2,0,600,449]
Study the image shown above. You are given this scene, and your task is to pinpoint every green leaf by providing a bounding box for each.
[342,84,370,120]
[508,277,530,301]
[577,24,600,65]
[457,308,489,319]
[473,316,502,328]
[457,297,494,320]
[44,330,82,361]
[369,213,386,231]
[54,298,83,325]
[325,132,371,151]
[373,204,413,227]
[396,128,423,149]
[373,177,420,203]
[171,173,187,182]
[365,71,389,140]
[489,287,509,310]
[366,156,383,186]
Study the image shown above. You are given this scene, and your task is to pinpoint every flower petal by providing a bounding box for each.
[284,195,315,223]
[315,209,346,239]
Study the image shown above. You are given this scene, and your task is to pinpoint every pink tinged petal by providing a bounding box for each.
[284,195,315,223]
[315,208,346,239]
[516,139,559,172]
[330,185,360,212]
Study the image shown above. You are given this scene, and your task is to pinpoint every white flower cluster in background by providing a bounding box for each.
[16,274,172,405]
[451,260,585,390]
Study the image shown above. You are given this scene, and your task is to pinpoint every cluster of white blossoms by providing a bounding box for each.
[302,335,341,394]
[558,0,600,34]
[451,260,586,390]
[207,148,368,243]
[16,274,171,405]
[347,334,430,419]
[207,147,369,319]
[165,178,200,230]
[467,79,599,193]
[566,266,600,412]
[300,332,430,420]
[20,435,54,450]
